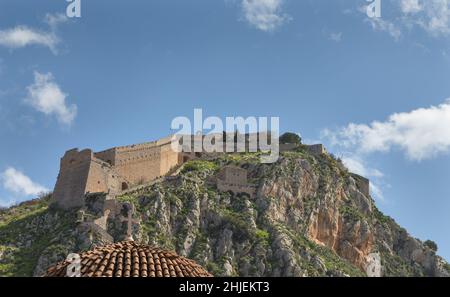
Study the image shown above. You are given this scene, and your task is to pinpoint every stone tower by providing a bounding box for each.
[52,136,182,209]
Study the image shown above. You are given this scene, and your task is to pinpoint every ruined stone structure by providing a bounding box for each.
[279,143,327,155]
[351,173,370,197]
[216,166,257,198]
[52,136,181,209]
[305,144,327,155]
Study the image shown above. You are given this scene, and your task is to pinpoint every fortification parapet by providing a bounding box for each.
[52,136,181,209]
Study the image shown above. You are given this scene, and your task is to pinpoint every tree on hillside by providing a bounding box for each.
[279,132,302,145]
[424,240,438,252]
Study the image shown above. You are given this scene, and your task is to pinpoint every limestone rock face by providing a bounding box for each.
[1,150,449,277]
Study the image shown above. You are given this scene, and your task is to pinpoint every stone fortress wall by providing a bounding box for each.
[52,133,366,210]
[52,149,93,209]
[52,136,180,209]
[351,173,370,197]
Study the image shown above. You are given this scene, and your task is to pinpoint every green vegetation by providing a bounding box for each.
[381,252,424,277]
[206,261,223,276]
[282,148,316,167]
[279,132,302,144]
[277,224,364,277]
[0,209,77,276]
[181,160,219,173]
[1,150,446,277]
[220,209,251,236]
[216,152,263,166]
[444,263,450,274]
[0,194,51,227]
[116,193,145,213]
[116,193,136,202]
[373,206,392,226]
[0,193,81,277]
[424,240,438,252]
[189,231,208,260]
[255,229,270,242]
[340,204,364,223]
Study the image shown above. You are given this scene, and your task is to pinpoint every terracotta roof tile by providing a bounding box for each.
[43,241,213,277]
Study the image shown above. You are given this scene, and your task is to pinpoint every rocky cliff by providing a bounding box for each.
[1,146,449,277]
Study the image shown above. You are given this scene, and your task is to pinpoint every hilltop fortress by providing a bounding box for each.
[52,136,182,209]
[51,134,345,210]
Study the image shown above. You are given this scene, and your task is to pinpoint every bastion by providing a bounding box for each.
[52,136,181,209]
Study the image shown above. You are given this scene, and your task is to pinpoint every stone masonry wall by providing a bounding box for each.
[53,137,181,209]
[306,144,326,155]
[52,135,330,210]
[216,166,256,198]
[52,149,93,209]
[217,166,248,185]
[94,148,116,166]
[84,159,123,196]
[114,145,161,186]
[159,141,180,176]
[351,173,370,197]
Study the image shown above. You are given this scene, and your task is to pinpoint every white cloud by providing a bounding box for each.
[332,154,385,201]
[341,156,384,178]
[0,12,68,53]
[419,0,450,35]
[329,32,343,42]
[25,71,77,126]
[1,167,48,197]
[241,0,291,32]
[342,156,385,201]
[363,0,450,38]
[369,182,385,202]
[366,17,402,40]
[0,26,58,53]
[322,99,450,161]
[400,0,422,14]
[0,198,19,208]
[45,13,69,30]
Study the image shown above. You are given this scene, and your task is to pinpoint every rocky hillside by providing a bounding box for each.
[1,146,449,277]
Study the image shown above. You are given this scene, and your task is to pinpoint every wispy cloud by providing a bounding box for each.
[0,198,19,208]
[1,167,48,201]
[0,12,68,54]
[241,0,291,32]
[400,0,422,14]
[341,155,383,178]
[366,17,402,40]
[369,182,385,202]
[335,154,385,201]
[44,13,69,30]
[329,32,343,42]
[25,71,77,126]
[0,26,58,52]
[362,0,450,38]
[322,99,450,161]
[398,0,450,36]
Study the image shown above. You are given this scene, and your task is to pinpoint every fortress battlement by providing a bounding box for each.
[52,136,181,209]
[52,134,333,210]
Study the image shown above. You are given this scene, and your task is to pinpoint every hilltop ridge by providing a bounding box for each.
[0,145,449,277]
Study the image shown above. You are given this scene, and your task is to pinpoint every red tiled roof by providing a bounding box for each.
[43,241,213,277]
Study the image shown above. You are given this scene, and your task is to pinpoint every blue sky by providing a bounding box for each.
[1,0,450,260]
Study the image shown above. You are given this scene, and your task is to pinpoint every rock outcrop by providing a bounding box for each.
[0,147,449,277]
